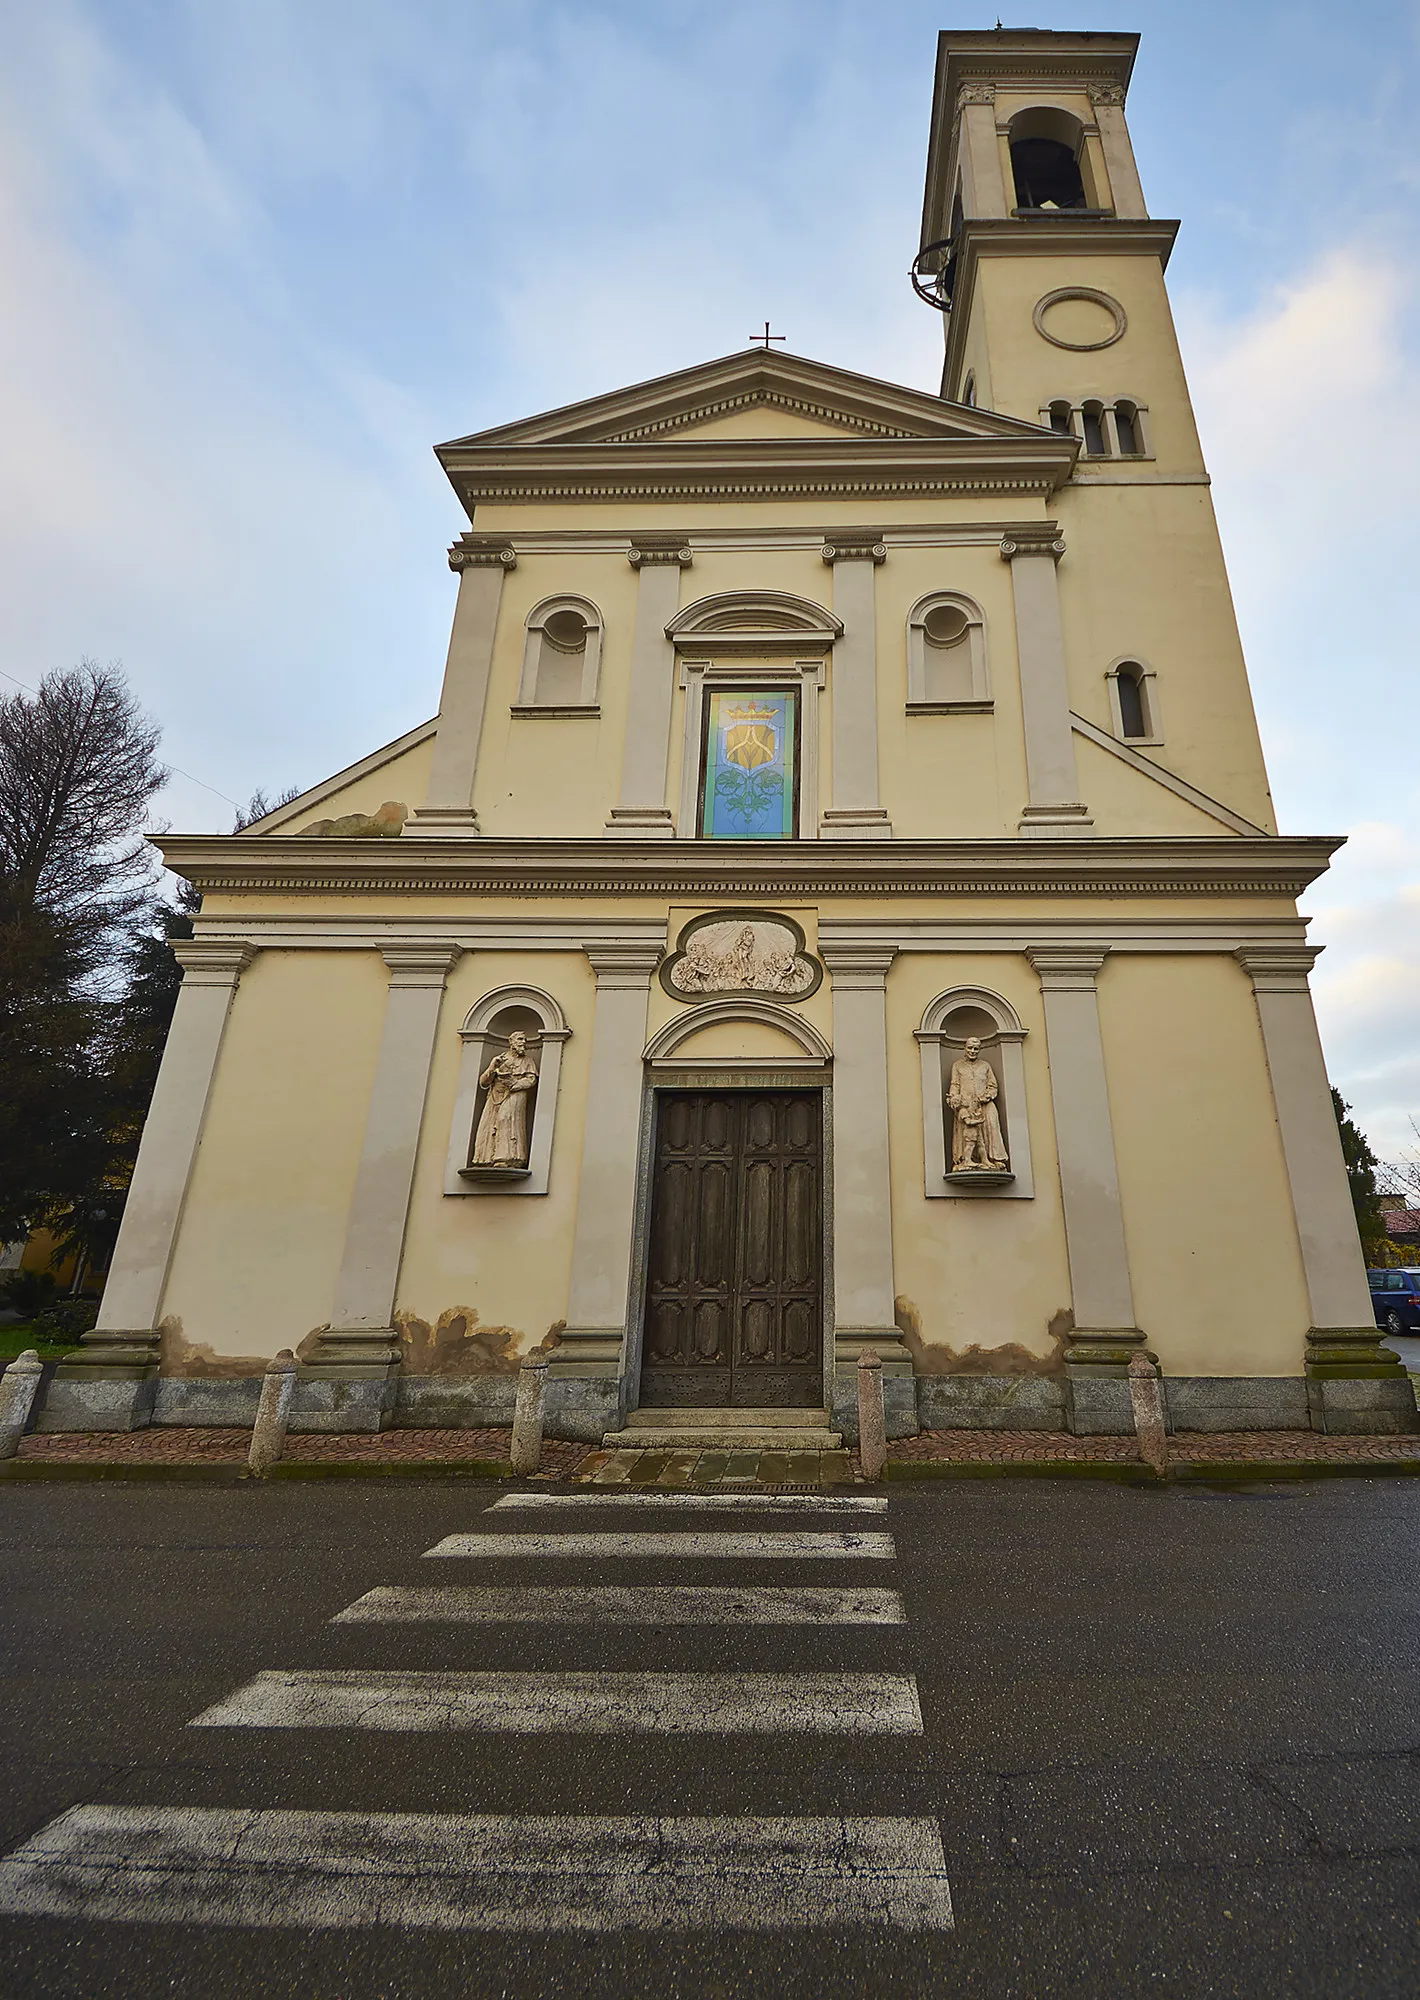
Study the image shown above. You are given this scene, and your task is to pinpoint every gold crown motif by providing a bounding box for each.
[724,701,778,722]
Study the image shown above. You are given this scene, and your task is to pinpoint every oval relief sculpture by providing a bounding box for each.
[661,913,821,1002]
[1032,286,1127,352]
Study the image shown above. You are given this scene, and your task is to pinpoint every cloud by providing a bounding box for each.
[1179,252,1420,1155]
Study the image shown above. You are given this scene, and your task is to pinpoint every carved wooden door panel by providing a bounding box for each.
[640,1091,823,1409]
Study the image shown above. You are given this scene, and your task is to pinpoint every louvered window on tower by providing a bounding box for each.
[1008,108,1091,210]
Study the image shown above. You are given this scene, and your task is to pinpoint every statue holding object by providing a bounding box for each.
[472,1030,538,1167]
[948,1036,1010,1173]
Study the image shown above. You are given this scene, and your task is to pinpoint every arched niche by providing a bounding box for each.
[906,591,991,711]
[515,596,603,712]
[443,986,571,1196]
[915,986,1034,1199]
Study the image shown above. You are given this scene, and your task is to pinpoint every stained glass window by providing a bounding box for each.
[698,688,798,840]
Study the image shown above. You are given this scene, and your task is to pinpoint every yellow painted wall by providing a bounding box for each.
[161,951,388,1357]
[1098,953,1312,1374]
[885,953,1072,1365]
[394,950,596,1350]
[261,733,435,835]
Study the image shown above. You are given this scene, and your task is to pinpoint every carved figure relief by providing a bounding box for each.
[661,915,821,1002]
[948,1037,1010,1173]
[471,1031,539,1167]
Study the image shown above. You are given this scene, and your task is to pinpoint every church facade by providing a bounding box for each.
[45,28,1414,1440]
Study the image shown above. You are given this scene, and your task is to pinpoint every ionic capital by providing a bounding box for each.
[1001,526,1066,563]
[628,535,694,568]
[448,535,517,573]
[821,533,887,566]
[1088,82,1127,108]
[956,83,996,108]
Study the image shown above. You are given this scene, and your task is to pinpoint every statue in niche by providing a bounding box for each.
[948,1036,1009,1173]
[472,1031,538,1167]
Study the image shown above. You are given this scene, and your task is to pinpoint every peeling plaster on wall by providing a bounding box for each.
[395,1307,523,1376]
[894,1295,1067,1376]
[158,1317,269,1379]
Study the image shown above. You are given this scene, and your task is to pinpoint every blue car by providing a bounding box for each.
[1368,1268,1420,1337]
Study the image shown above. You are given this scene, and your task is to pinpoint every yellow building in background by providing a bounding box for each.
[42,28,1414,1441]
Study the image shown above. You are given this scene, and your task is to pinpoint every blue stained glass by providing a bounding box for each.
[700,690,797,840]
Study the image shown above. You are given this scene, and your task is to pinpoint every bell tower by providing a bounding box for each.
[914,28,1202,480]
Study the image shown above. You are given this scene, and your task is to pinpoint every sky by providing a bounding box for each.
[0,0,1416,1161]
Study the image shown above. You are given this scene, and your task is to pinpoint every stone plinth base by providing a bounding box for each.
[918,1376,1066,1430]
[35,1330,161,1432]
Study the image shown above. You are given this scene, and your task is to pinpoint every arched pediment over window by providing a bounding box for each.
[643,998,833,1066]
[666,591,842,653]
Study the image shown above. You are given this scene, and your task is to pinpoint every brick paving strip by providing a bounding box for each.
[4,1426,1420,1482]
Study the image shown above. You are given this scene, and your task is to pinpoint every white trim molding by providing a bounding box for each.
[916,986,1034,1200]
[1069,713,1270,837]
[443,985,572,1198]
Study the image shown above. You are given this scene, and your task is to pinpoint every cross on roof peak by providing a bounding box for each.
[749,322,786,350]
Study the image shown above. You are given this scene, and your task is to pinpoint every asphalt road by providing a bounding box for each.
[0,1475,1418,1998]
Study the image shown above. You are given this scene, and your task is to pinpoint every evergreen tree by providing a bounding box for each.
[1331,1088,1391,1265]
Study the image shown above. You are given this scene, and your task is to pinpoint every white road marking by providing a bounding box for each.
[332,1584,907,1625]
[0,1808,952,1931]
[422,1530,895,1560]
[489,1492,887,1512]
[188,1670,923,1734]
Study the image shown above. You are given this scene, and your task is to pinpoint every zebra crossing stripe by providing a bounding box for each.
[422,1530,895,1560]
[0,1808,953,1931]
[332,1584,907,1625]
[489,1493,888,1512]
[188,1669,923,1734]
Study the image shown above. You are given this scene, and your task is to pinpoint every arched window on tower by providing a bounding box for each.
[516,597,603,713]
[1047,400,1074,436]
[961,372,976,407]
[1008,108,1090,211]
[1113,399,1140,455]
[1107,659,1162,744]
[1081,400,1108,457]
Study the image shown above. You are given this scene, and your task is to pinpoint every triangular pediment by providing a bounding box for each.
[438,350,1052,452]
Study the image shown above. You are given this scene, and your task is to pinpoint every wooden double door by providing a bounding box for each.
[639,1090,824,1409]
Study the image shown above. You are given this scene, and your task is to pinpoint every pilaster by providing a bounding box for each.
[820,535,892,840]
[1236,946,1416,1432]
[408,537,516,838]
[1088,83,1148,221]
[606,537,693,837]
[41,942,258,1432]
[299,945,460,1430]
[1027,946,1143,1433]
[820,945,915,1437]
[552,943,665,1438]
[1001,529,1092,838]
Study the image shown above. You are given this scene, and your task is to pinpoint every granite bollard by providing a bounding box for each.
[0,1350,44,1459]
[510,1353,549,1476]
[857,1348,886,1481]
[1128,1350,1169,1480]
[247,1350,297,1474]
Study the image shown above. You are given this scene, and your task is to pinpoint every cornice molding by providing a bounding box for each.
[439,437,1078,512]
[605,389,916,443]
[154,834,1344,904]
[448,534,517,573]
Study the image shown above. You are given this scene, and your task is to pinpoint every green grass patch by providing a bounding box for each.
[0,1325,71,1364]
